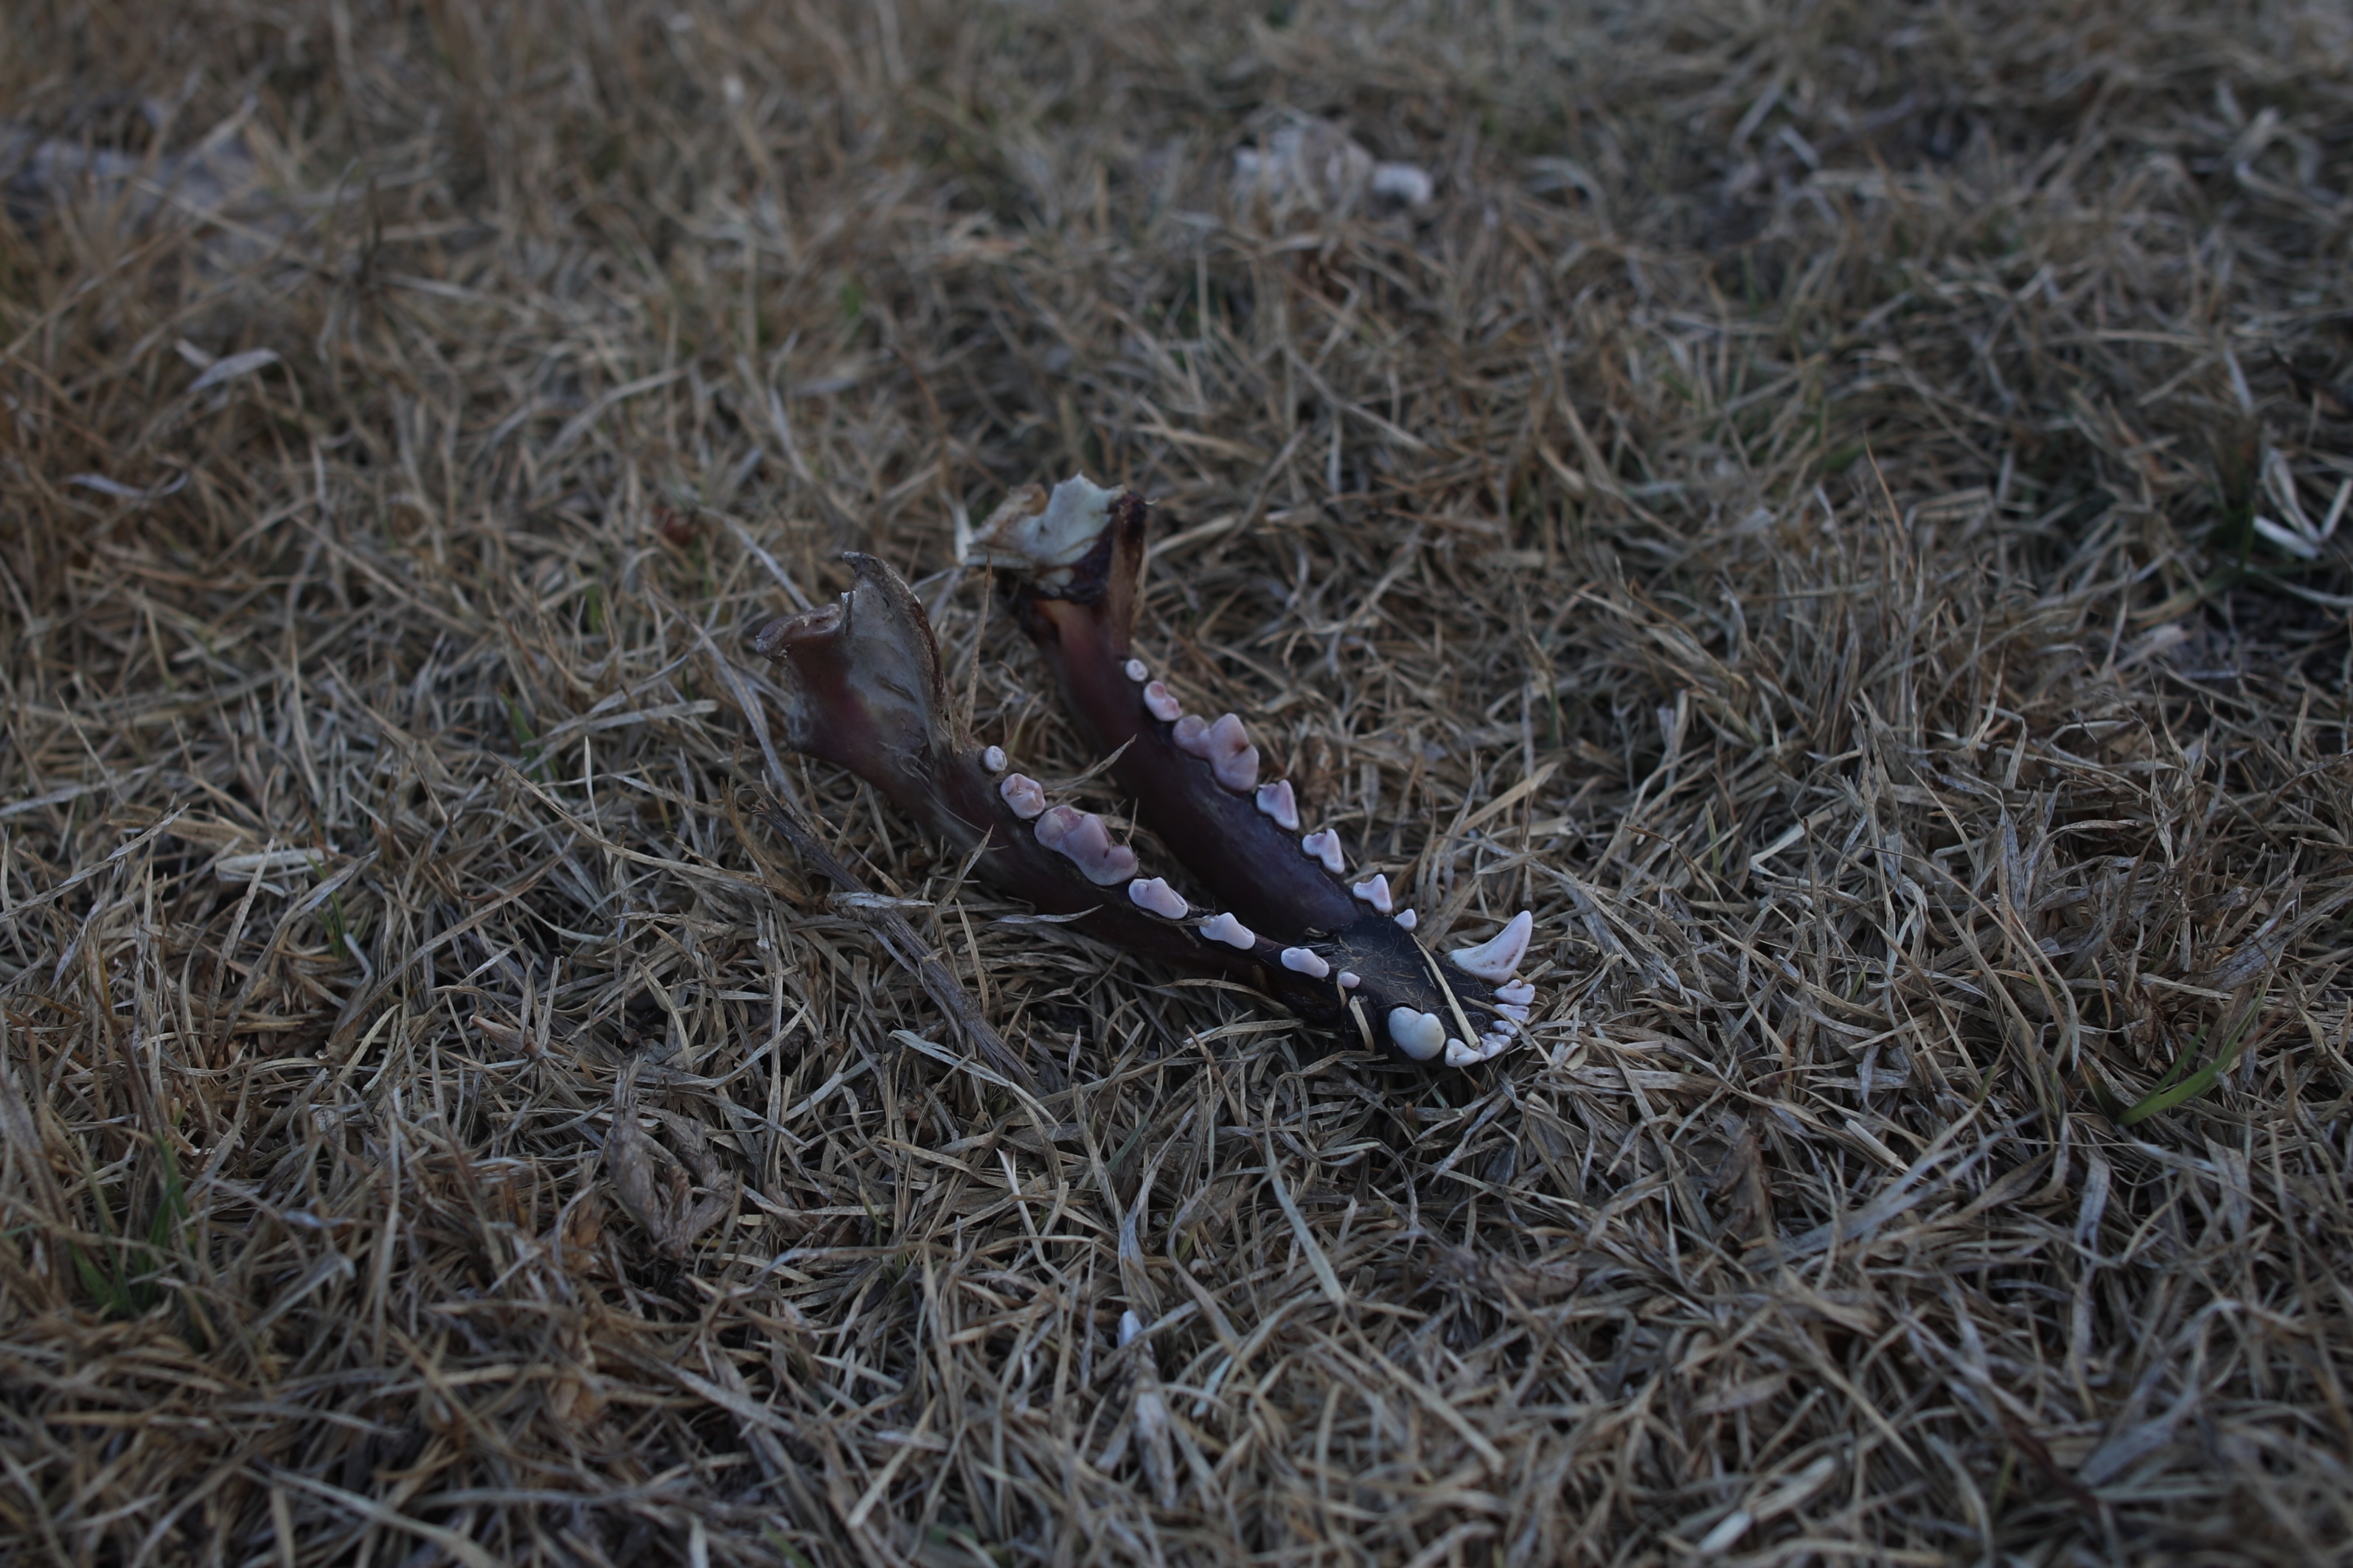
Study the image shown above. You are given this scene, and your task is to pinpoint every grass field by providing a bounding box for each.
[5,1,2353,1563]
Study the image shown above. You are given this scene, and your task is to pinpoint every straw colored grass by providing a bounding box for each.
[4,1,2352,1563]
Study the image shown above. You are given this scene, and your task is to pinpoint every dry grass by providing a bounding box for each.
[4,1,2353,1563]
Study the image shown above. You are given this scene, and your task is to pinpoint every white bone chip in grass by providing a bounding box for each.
[1128,877,1188,919]
[1254,779,1299,831]
[1495,980,1536,1006]
[967,474,1119,574]
[1142,680,1183,723]
[1450,910,1533,982]
[1124,658,1150,682]
[1279,946,1330,978]
[981,745,1007,773]
[1300,829,1346,877]
[1393,908,1417,931]
[1350,874,1393,914]
[1034,804,1139,885]
[999,773,1048,819]
[1200,911,1257,950]
[1387,1007,1447,1061]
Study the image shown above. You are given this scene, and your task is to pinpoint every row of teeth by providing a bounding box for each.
[1122,658,1428,931]
[982,660,1538,1068]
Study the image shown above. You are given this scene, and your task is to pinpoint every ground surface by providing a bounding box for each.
[4,2,2353,1564]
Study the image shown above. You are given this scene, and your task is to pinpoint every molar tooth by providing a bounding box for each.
[1124,658,1150,683]
[1204,714,1259,790]
[1338,971,1361,989]
[1478,1032,1513,1060]
[1172,714,1212,755]
[1350,874,1394,915]
[1034,804,1139,885]
[1443,1038,1480,1067]
[1254,780,1300,832]
[1386,1007,1446,1061]
[1200,911,1257,950]
[1487,1017,1520,1037]
[981,745,1007,773]
[1450,910,1533,982]
[1128,877,1189,919]
[1393,908,1417,931]
[1497,1003,1529,1023]
[1300,829,1346,877]
[1279,947,1330,979]
[1142,681,1183,722]
[1495,981,1536,1006]
[999,773,1048,820]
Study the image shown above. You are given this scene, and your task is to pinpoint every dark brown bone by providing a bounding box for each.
[970,479,1536,1068]
[748,552,1344,1022]
[973,490,1361,937]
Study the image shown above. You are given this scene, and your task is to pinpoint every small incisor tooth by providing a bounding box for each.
[1123,658,1150,682]
[999,773,1048,820]
[1255,779,1299,831]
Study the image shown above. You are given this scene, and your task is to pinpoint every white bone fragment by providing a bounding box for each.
[1200,911,1256,950]
[1444,1038,1480,1067]
[1386,1007,1446,1061]
[1351,874,1393,915]
[1279,947,1330,978]
[1142,681,1183,722]
[966,475,1118,582]
[1450,910,1532,982]
[1300,829,1346,877]
[1393,908,1417,931]
[1035,804,1139,885]
[1255,779,1299,832]
[999,773,1048,819]
[1124,658,1150,682]
[1496,981,1536,1006]
[1128,877,1188,919]
[981,745,1007,773]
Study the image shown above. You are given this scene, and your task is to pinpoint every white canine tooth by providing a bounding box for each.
[1443,1038,1479,1067]
[1300,829,1346,877]
[1338,971,1360,989]
[1034,804,1137,885]
[999,773,1048,819]
[981,745,1008,773]
[1254,780,1300,832]
[1124,658,1150,683]
[1496,981,1536,1006]
[1497,1003,1529,1023]
[1351,874,1393,915]
[1128,877,1189,919]
[1450,910,1533,983]
[1279,946,1330,978]
[1386,1007,1447,1061]
[1394,908,1417,931]
[1142,681,1183,722]
[1200,911,1257,950]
